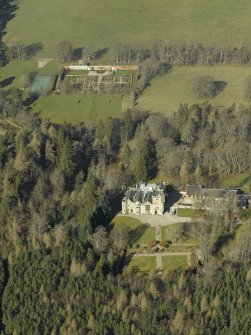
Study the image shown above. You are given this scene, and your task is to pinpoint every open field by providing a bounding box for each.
[112,216,155,245]
[162,255,188,271]
[5,1,251,58]
[138,65,251,113]
[128,256,156,272]
[33,93,123,124]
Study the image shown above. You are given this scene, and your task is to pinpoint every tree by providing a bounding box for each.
[201,294,209,313]
[171,310,185,333]
[56,41,73,62]
[246,75,251,100]
[89,226,108,253]
[59,138,76,177]
[0,41,7,67]
[111,224,129,250]
[192,76,218,98]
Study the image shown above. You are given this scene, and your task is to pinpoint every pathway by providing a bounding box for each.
[37,58,59,68]
[118,212,191,227]
[155,225,161,241]
[156,254,162,271]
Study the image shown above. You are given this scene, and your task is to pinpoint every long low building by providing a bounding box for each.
[122,182,166,215]
[175,184,250,210]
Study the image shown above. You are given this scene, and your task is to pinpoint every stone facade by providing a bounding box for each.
[122,182,166,215]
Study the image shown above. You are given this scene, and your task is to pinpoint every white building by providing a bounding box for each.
[122,182,166,215]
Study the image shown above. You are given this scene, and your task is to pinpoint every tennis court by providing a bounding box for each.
[30,75,54,95]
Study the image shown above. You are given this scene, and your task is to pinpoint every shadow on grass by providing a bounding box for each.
[212,224,241,256]
[214,80,227,95]
[72,47,83,61]
[25,42,43,59]
[23,94,39,107]
[0,0,18,38]
[0,76,15,88]
[94,48,109,60]
[129,223,149,244]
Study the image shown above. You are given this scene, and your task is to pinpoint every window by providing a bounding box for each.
[145,205,150,213]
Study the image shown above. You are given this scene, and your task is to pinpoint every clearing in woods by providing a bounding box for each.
[138,65,251,114]
[5,0,251,58]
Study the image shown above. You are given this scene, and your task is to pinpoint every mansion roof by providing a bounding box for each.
[123,182,165,205]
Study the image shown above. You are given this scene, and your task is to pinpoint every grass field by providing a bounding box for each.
[162,255,188,270]
[138,65,251,113]
[112,216,155,245]
[33,93,123,124]
[5,1,251,58]
[128,256,156,272]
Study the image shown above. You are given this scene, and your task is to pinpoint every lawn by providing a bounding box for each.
[128,256,156,272]
[138,65,251,114]
[162,223,198,244]
[0,60,36,89]
[176,208,206,218]
[33,93,123,124]
[5,1,251,58]
[112,216,155,245]
[162,255,188,271]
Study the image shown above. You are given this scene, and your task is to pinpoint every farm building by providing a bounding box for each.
[174,184,250,210]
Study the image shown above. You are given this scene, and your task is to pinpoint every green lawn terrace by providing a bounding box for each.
[162,255,188,271]
[128,256,156,272]
[112,216,155,246]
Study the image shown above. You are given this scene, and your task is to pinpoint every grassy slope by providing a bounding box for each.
[5,1,251,58]
[112,216,155,245]
[138,65,251,114]
[33,93,122,124]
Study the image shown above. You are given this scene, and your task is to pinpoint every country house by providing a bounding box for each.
[122,182,166,215]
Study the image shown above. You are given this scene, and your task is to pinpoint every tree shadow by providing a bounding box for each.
[23,93,39,107]
[25,42,43,59]
[129,223,149,245]
[0,76,15,88]
[214,80,227,95]
[0,0,19,37]
[94,48,109,60]
[72,47,83,61]
[165,187,182,210]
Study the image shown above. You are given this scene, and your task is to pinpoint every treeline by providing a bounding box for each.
[111,41,251,65]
